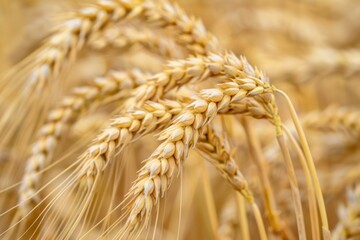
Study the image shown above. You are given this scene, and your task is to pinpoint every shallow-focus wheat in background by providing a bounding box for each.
[0,0,359,239]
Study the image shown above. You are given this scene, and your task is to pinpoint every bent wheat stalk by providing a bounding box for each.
[276,89,330,238]
[242,117,306,240]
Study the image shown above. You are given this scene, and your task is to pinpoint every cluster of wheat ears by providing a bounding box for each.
[0,0,359,239]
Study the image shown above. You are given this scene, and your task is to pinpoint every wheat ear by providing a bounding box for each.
[21,0,218,92]
[197,125,253,201]
[302,106,360,137]
[122,72,274,235]
[77,52,273,191]
[198,125,270,240]
[14,53,216,235]
[17,69,147,216]
[0,0,219,166]
[17,15,209,217]
[17,15,199,216]
[34,53,273,238]
[89,26,183,58]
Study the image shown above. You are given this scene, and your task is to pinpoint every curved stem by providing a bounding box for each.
[242,117,289,238]
[283,125,320,240]
[236,193,250,240]
[276,133,306,240]
[252,203,268,240]
[276,89,330,238]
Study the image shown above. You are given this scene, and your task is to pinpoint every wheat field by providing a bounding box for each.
[0,0,359,239]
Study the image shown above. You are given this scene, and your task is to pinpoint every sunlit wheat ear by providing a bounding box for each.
[78,99,183,189]
[17,69,148,217]
[5,99,182,239]
[197,125,254,201]
[13,52,224,236]
[77,52,272,191]
[197,124,271,240]
[5,0,219,93]
[35,53,270,238]
[0,0,218,167]
[14,20,191,220]
[121,76,274,235]
[88,26,184,58]
[333,184,360,240]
